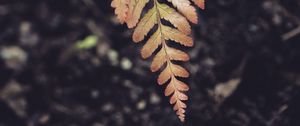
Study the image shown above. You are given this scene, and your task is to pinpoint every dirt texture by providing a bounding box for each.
[0,0,300,126]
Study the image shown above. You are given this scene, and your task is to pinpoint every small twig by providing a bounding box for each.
[276,2,300,41]
[266,104,288,126]
[282,26,300,41]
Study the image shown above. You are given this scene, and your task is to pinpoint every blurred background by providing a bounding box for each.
[0,0,300,126]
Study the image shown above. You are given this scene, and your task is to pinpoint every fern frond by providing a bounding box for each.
[112,0,205,122]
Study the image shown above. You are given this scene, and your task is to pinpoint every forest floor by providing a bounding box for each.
[0,0,300,126]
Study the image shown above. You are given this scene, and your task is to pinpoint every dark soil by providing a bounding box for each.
[0,0,300,126]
